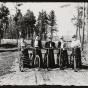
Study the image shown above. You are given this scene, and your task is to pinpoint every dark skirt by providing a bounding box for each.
[60,49,69,67]
[46,49,55,68]
[72,48,82,68]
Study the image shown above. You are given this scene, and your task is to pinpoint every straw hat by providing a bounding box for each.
[60,36,64,39]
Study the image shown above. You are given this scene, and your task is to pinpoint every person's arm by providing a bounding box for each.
[31,40,34,47]
[58,42,61,48]
[71,41,74,48]
[18,42,21,50]
[52,42,55,48]
[39,40,42,49]
[24,42,28,48]
[45,42,48,48]
[61,42,64,49]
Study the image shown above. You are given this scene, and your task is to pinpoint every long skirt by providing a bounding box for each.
[60,49,69,68]
[72,48,82,68]
[46,49,55,68]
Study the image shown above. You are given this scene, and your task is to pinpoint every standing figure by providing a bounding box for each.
[57,40,61,66]
[19,38,29,58]
[45,35,55,69]
[60,36,69,69]
[19,38,29,67]
[33,35,43,68]
[71,34,82,69]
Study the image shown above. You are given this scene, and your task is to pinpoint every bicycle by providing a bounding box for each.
[33,47,41,71]
[59,48,69,69]
[54,48,61,68]
[70,47,81,72]
[44,47,54,70]
[19,46,41,72]
[19,48,31,72]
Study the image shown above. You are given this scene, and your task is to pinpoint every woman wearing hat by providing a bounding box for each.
[71,34,82,69]
[44,34,55,69]
[59,36,69,69]
[19,38,29,67]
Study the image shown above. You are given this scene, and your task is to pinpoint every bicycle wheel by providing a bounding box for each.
[70,54,73,68]
[29,54,33,67]
[74,56,77,72]
[59,55,63,69]
[47,55,49,69]
[58,54,61,67]
[19,57,24,72]
[34,55,40,70]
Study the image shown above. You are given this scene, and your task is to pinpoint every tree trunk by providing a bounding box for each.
[82,3,85,51]
[76,4,79,40]
[51,26,53,41]
[45,24,47,41]
[87,3,88,42]
[79,27,81,43]
[76,27,78,39]
[0,34,1,44]
[27,28,29,40]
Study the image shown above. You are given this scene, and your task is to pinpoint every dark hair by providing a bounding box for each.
[58,41,61,48]
[37,35,39,36]
[72,35,76,38]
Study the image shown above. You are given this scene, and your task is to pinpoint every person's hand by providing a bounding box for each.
[51,47,54,49]
[73,46,77,48]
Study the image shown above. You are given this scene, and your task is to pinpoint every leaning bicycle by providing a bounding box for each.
[33,48,41,71]
[70,47,82,72]
[44,47,54,70]
[19,46,41,72]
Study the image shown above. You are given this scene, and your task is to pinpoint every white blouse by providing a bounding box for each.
[35,40,38,47]
[60,40,64,48]
[71,40,81,48]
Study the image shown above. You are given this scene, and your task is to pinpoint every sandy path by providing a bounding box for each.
[0,52,88,85]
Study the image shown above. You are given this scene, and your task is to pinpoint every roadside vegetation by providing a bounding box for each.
[0,51,18,76]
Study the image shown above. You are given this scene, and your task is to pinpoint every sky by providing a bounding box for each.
[0,2,82,37]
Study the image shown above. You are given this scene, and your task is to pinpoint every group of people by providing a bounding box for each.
[19,34,82,70]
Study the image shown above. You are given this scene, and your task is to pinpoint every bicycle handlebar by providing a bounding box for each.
[27,47,81,51]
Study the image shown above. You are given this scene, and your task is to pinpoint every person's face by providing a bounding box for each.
[48,38,52,41]
[60,39,63,42]
[36,36,40,40]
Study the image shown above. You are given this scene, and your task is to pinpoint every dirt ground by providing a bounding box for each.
[0,51,88,86]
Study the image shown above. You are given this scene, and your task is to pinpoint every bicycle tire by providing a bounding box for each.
[58,55,61,67]
[34,55,40,70]
[47,55,49,69]
[19,57,24,72]
[29,55,33,66]
[59,55,63,69]
[74,56,77,72]
[70,54,73,68]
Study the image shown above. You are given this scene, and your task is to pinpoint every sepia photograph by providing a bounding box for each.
[0,2,88,86]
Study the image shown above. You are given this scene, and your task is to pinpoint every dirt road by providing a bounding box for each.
[0,51,88,85]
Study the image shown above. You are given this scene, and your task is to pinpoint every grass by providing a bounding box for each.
[0,51,18,76]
